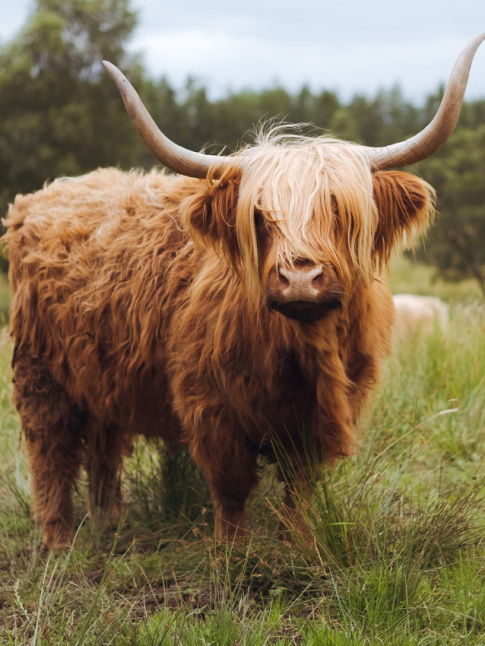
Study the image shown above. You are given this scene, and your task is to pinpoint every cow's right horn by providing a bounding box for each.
[365,33,485,169]
[102,61,230,179]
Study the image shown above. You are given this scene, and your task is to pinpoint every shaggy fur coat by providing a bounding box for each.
[4,138,435,548]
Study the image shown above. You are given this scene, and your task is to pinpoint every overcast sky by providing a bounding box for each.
[1,1,484,102]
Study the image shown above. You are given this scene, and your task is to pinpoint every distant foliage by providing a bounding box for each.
[414,125,485,296]
[0,0,143,216]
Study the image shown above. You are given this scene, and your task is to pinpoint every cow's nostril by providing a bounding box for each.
[278,270,290,288]
[311,267,324,288]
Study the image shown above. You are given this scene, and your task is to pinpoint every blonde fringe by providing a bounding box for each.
[237,136,377,300]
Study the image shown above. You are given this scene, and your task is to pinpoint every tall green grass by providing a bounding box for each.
[0,273,10,325]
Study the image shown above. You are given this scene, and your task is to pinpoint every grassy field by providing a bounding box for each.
[0,272,10,326]
[1,259,485,644]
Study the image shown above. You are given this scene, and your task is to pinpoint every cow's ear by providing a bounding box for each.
[185,189,215,243]
[372,170,435,263]
[184,178,240,259]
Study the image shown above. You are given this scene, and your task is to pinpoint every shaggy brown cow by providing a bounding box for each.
[4,34,484,550]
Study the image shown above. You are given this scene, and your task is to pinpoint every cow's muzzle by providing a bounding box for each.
[266,263,343,323]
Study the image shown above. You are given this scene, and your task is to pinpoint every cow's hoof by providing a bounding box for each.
[42,522,74,552]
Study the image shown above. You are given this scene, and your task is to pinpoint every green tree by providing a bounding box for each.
[413,125,485,295]
[0,0,142,219]
[328,108,360,142]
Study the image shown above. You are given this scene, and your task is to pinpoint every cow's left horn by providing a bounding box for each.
[366,33,485,169]
[102,61,230,178]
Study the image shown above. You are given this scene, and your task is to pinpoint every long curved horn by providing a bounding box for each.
[105,33,484,176]
[102,61,230,178]
[366,33,485,169]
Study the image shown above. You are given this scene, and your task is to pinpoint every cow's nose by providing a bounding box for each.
[278,265,324,301]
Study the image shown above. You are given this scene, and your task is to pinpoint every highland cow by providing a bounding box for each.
[4,34,484,550]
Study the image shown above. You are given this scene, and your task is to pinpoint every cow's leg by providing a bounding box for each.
[12,354,84,550]
[86,427,125,526]
[194,437,258,542]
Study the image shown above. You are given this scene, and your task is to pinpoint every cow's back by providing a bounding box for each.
[4,168,196,425]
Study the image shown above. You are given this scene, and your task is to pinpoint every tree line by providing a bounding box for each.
[1,0,484,292]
